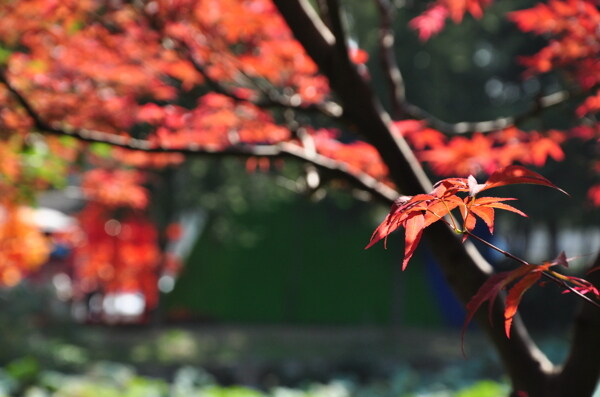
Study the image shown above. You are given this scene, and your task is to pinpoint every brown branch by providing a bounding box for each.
[375,0,405,119]
[273,0,430,191]
[553,254,600,396]
[401,88,588,135]
[0,69,396,205]
[466,230,600,310]
[324,0,349,60]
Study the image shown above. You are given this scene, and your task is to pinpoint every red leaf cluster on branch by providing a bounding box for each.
[366,165,599,340]
[366,165,563,269]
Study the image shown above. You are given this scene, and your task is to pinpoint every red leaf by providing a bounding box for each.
[481,165,569,195]
[462,196,525,236]
[365,212,404,250]
[349,48,369,64]
[365,194,433,249]
[504,272,542,337]
[402,212,425,271]
[423,197,461,227]
[462,265,535,349]
[409,4,448,42]
[461,272,510,350]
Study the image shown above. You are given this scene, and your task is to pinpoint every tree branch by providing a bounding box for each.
[0,69,397,205]
[324,0,349,60]
[401,88,582,134]
[372,0,567,135]
[273,0,430,192]
[375,0,405,119]
[553,254,600,396]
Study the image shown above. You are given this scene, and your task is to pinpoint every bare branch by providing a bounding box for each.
[375,0,405,119]
[401,88,584,135]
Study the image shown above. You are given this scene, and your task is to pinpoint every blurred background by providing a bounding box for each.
[1,0,599,396]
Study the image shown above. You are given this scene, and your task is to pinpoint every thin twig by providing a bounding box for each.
[465,230,600,309]
[400,85,598,135]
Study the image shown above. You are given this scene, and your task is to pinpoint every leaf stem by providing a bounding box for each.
[441,198,460,232]
[464,230,529,266]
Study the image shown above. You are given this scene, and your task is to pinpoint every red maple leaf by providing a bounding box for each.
[366,166,567,269]
[463,252,599,342]
[409,5,449,42]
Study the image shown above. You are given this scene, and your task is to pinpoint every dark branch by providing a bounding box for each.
[0,69,396,205]
[375,0,405,119]
[466,230,600,310]
[324,0,349,60]
[401,88,584,135]
[555,255,600,396]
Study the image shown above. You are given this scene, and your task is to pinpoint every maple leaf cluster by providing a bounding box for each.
[81,169,149,210]
[311,129,391,183]
[0,0,326,307]
[366,166,553,269]
[366,165,599,338]
[509,0,600,91]
[139,94,291,150]
[70,168,182,317]
[0,0,597,337]
[508,0,600,202]
[410,0,494,41]
[407,0,599,206]
[465,253,599,339]
[416,127,566,176]
[72,204,163,312]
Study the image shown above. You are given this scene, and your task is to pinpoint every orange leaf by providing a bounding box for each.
[485,202,527,218]
[470,205,495,233]
[423,197,461,227]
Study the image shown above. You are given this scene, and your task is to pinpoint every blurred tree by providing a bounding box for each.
[0,0,598,395]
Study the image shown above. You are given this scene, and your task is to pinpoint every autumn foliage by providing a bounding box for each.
[0,0,597,375]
